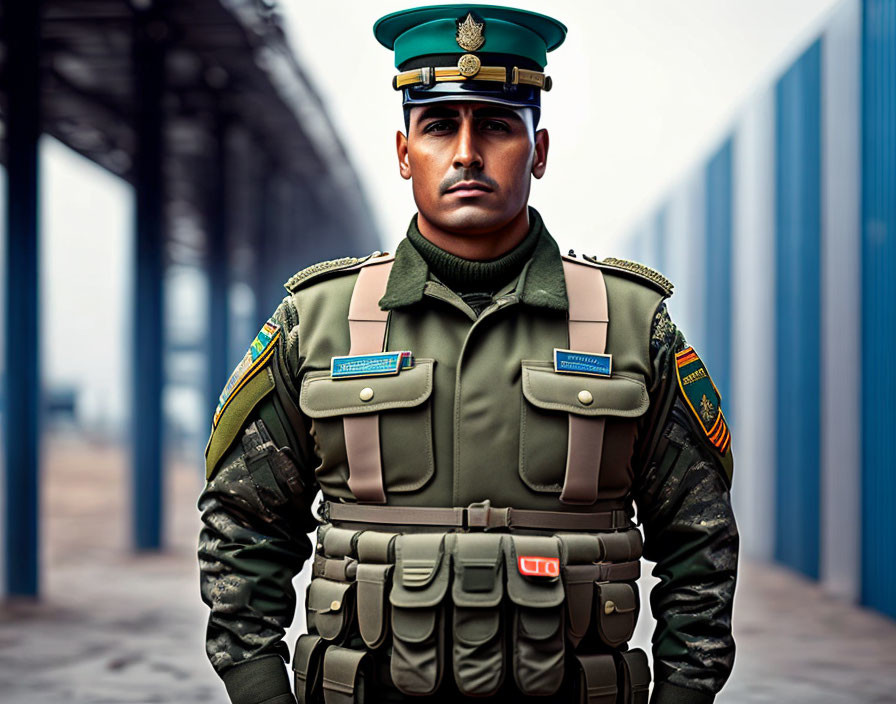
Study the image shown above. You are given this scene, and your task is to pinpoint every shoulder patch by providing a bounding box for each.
[587,256,674,297]
[284,252,380,293]
[675,346,730,455]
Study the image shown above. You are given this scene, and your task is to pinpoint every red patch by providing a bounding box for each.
[517,556,560,578]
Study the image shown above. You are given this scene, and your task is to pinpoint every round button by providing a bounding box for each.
[604,600,616,615]
[330,600,341,611]
[359,387,374,402]
[577,389,594,406]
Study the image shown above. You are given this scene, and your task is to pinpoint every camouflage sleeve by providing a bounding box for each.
[197,297,318,704]
[633,303,739,704]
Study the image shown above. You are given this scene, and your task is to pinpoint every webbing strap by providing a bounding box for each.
[343,256,394,503]
[323,500,630,532]
[560,258,610,505]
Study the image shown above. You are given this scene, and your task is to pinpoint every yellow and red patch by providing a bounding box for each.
[675,346,730,455]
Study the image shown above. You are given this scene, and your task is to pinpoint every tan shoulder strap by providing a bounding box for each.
[343,255,394,503]
[560,257,610,505]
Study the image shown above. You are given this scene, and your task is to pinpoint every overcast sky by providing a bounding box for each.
[281,0,842,252]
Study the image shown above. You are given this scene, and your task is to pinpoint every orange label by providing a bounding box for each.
[517,556,560,578]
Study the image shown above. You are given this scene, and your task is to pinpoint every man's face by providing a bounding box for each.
[396,102,549,236]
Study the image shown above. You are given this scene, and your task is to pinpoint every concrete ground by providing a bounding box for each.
[1,434,895,703]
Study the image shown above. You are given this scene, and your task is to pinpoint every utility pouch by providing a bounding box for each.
[319,525,360,559]
[389,533,450,695]
[617,649,651,704]
[595,582,638,648]
[293,634,326,704]
[598,529,643,562]
[451,533,506,696]
[573,653,618,704]
[558,534,603,647]
[355,531,397,649]
[505,535,566,696]
[321,645,371,704]
[313,555,358,582]
[307,577,357,643]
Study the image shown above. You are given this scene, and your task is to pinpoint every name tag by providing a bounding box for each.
[331,351,414,379]
[553,348,613,377]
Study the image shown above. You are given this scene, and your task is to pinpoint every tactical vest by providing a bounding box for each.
[288,252,665,704]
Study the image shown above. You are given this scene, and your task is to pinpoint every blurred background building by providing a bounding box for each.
[0,1,894,702]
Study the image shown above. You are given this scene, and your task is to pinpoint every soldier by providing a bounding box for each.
[198,5,738,704]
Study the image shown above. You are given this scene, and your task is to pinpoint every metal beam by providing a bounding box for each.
[132,8,167,551]
[3,0,43,598]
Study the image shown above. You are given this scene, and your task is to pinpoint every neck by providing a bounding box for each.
[415,207,530,261]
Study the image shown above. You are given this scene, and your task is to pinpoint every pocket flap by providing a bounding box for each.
[452,534,504,608]
[596,582,638,647]
[392,604,438,644]
[521,361,648,417]
[300,360,434,418]
[390,534,450,608]
[505,535,564,608]
[356,563,392,649]
[562,564,596,644]
[308,578,356,642]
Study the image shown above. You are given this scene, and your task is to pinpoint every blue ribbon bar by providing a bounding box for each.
[553,348,613,377]
[331,352,403,379]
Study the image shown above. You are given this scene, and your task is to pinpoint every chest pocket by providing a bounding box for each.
[518,361,649,498]
[300,359,436,499]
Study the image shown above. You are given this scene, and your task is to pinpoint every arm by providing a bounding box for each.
[198,297,319,704]
[634,303,739,704]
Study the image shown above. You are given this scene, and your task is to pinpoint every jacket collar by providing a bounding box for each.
[378,207,568,313]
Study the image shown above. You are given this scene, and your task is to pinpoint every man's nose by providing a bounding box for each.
[452,117,483,170]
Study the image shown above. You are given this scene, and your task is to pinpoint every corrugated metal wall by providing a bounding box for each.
[774,40,823,580]
[704,140,734,407]
[861,0,896,619]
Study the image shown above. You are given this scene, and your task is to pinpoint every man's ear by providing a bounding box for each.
[396,130,412,180]
[532,128,549,179]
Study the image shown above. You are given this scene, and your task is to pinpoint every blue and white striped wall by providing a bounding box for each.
[625,0,894,618]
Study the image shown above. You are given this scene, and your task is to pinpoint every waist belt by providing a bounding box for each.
[322,500,630,532]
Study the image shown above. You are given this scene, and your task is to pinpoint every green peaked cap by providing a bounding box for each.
[374,4,567,69]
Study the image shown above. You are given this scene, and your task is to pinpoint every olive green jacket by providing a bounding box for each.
[197,214,738,704]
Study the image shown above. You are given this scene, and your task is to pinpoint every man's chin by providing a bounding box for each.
[430,202,510,236]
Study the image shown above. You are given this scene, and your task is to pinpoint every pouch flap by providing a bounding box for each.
[308,578,356,642]
[357,530,397,563]
[505,535,564,608]
[356,563,392,649]
[454,606,501,646]
[390,534,450,608]
[300,360,434,418]
[322,645,369,704]
[521,361,648,417]
[575,653,617,704]
[558,533,603,564]
[320,525,359,558]
[562,564,596,644]
[599,528,643,562]
[292,634,325,704]
[392,603,438,644]
[452,534,504,608]
[596,582,637,648]
[620,648,651,698]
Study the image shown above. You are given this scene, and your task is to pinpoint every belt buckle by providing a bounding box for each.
[466,500,508,530]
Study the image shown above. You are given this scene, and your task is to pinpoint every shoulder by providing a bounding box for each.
[283,251,389,294]
[584,255,674,298]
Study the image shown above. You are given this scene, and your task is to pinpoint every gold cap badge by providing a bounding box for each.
[456,13,485,52]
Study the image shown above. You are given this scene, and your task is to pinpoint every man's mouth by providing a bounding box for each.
[445,180,493,196]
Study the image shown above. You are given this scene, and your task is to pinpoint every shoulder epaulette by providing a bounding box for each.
[283,252,380,293]
[585,256,674,297]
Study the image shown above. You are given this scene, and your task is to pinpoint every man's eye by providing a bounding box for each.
[480,120,510,132]
[423,120,456,133]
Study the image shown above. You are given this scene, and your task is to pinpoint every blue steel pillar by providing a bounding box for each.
[3,0,42,597]
[861,0,896,619]
[207,112,231,421]
[774,41,822,580]
[132,10,167,550]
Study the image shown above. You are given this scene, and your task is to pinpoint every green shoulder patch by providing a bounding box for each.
[588,256,674,297]
[284,252,380,294]
[675,346,730,455]
[204,319,281,478]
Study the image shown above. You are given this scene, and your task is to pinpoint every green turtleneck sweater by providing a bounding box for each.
[406,207,542,315]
